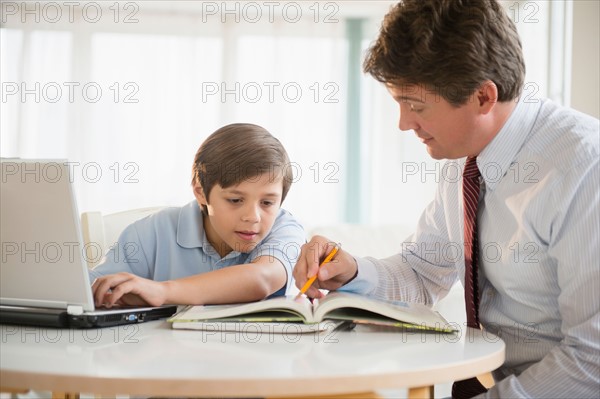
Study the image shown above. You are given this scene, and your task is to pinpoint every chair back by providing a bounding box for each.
[81,207,165,269]
[307,223,413,258]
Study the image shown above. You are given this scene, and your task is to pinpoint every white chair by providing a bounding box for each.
[80,207,165,269]
[307,223,414,259]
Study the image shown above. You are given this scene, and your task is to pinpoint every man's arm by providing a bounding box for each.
[296,171,459,304]
[292,237,358,299]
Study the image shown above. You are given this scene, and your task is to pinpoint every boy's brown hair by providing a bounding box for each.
[363,0,526,106]
[192,123,293,211]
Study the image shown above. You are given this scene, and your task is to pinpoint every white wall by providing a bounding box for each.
[571,0,600,118]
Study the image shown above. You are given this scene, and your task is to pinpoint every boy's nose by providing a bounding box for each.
[241,204,260,223]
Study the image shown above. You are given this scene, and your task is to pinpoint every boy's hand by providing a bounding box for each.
[293,235,358,299]
[92,272,167,307]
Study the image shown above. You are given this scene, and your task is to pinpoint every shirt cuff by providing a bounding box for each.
[88,269,100,284]
[337,256,378,295]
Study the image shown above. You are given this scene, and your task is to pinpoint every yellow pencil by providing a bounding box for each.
[296,245,339,298]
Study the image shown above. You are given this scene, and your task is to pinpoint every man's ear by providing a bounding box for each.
[193,180,207,206]
[477,80,498,114]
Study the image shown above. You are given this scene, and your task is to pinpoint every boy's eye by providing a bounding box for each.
[262,201,275,206]
[227,198,241,204]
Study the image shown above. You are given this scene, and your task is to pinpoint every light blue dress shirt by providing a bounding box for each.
[90,201,305,296]
[342,99,600,397]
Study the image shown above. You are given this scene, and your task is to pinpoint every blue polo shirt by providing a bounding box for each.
[89,201,305,296]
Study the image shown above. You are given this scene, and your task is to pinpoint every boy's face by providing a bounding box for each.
[386,83,492,160]
[194,173,283,257]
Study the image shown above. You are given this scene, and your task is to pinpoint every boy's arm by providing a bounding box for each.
[92,256,286,307]
[89,222,151,282]
[165,255,286,304]
[93,208,304,307]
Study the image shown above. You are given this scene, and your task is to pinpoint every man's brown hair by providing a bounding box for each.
[192,123,293,211]
[363,0,526,106]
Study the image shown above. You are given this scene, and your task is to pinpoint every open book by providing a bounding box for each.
[168,292,457,333]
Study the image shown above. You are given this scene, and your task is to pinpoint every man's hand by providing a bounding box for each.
[91,272,167,307]
[292,235,358,299]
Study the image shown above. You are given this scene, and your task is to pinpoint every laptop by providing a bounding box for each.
[0,159,177,328]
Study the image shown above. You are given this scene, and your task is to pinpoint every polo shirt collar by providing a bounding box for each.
[176,200,242,260]
[176,201,205,249]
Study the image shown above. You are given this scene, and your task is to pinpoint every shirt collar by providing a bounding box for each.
[176,201,205,249]
[477,98,543,191]
[176,200,242,260]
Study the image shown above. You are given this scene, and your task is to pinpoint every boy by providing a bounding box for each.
[91,123,304,307]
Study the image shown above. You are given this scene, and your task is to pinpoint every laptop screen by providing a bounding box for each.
[1,159,95,311]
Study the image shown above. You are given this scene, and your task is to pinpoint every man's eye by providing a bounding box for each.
[410,104,424,113]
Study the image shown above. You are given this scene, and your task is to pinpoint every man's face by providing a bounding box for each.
[194,173,283,258]
[387,83,486,159]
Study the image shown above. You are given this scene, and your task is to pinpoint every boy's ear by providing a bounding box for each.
[193,181,207,206]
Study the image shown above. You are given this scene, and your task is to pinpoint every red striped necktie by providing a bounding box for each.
[452,156,488,399]
[463,156,481,329]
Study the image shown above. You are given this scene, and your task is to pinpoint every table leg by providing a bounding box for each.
[0,387,30,399]
[407,385,434,399]
[51,392,80,399]
[267,392,383,399]
[477,372,495,388]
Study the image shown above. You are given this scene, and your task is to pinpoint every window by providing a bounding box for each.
[0,1,571,229]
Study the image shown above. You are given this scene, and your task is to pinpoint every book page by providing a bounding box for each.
[169,295,315,323]
[313,292,454,331]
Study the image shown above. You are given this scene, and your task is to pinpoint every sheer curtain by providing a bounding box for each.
[1,1,565,229]
[1,2,363,227]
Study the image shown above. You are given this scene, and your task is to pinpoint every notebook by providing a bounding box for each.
[0,159,177,328]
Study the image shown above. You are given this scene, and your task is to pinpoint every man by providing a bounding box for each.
[293,0,599,397]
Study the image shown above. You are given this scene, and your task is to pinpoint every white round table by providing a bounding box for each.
[1,321,504,398]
